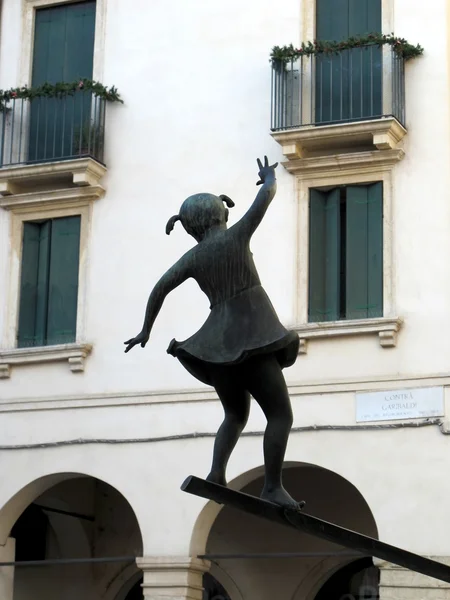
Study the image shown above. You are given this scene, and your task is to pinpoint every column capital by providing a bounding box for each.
[136,556,210,600]
[374,557,450,595]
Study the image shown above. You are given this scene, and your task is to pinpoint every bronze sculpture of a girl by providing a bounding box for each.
[125,157,303,509]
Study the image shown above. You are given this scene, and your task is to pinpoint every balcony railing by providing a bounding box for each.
[271,45,405,132]
[0,91,106,168]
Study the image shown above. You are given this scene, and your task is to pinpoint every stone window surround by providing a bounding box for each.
[294,0,396,139]
[288,149,404,353]
[301,0,393,43]
[0,0,107,378]
[0,189,102,378]
[21,0,107,86]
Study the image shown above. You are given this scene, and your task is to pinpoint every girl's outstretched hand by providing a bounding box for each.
[256,155,278,186]
[124,331,149,353]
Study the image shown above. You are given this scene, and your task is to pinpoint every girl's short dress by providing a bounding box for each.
[167,284,299,386]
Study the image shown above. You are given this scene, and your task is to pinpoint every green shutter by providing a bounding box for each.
[367,182,383,316]
[309,188,341,322]
[32,2,96,86]
[30,1,96,162]
[316,0,349,41]
[316,0,349,124]
[316,0,382,123]
[32,7,66,86]
[348,0,382,120]
[33,221,51,346]
[17,223,41,347]
[345,183,383,319]
[64,2,96,82]
[46,216,81,345]
[348,0,381,36]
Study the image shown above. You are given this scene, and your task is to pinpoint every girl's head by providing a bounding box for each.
[166,193,235,241]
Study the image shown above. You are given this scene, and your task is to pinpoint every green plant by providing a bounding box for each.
[270,33,424,66]
[72,121,104,156]
[0,79,123,112]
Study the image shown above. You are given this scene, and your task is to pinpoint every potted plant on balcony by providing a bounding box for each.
[72,120,104,160]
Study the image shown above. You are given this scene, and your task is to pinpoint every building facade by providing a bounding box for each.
[0,0,449,598]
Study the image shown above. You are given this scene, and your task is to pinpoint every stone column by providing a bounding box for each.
[0,538,15,600]
[375,558,450,599]
[136,556,210,600]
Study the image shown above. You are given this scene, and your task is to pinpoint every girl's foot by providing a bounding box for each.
[261,486,306,510]
[206,471,227,487]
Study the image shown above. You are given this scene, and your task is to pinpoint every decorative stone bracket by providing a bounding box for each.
[294,317,403,354]
[0,158,106,198]
[0,185,104,211]
[271,117,407,161]
[0,343,93,379]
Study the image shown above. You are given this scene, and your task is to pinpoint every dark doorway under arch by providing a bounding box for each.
[203,572,232,599]
[5,475,143,600]
[123,572,232,600]
[124,577,144,600]
[315,558,379,600]
[200,463,378,600]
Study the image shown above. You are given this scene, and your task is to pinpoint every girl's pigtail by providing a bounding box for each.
[166,215,181,235]
[220,194,235,208]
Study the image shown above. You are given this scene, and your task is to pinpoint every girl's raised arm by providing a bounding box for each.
[233,156,278,239]
[124,255,191,353]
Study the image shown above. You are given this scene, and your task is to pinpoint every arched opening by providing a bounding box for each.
[203,572,232,599]
[192,463,378,600]
[0,474,143,600]
[123,577,144,600]
[314,558,379,599]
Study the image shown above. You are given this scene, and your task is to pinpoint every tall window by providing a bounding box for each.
[308,182,383,322]
[29,1,96,162]
[315,0,382,124]
[17,216,81,347]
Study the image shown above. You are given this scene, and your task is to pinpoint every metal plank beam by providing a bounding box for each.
[181,475,450,584]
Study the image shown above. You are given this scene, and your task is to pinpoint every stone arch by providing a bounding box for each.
[291,556,360,600]
[189,464,266,556]
[0,471,144,600]
[189,462,378,600]
[208,562,244,600]
[0,471,142,546]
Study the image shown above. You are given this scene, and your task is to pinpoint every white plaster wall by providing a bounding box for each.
[0,0,448,397]
[0,0,447,397]
[0,0,450,582]
[1,413,450,557]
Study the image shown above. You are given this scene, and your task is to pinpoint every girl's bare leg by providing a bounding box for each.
[206,365,250,487]
[245,354,304,509]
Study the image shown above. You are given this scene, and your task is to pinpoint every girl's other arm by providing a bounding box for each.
[124,257,191,352]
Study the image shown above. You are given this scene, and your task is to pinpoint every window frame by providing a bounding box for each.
[301,0,393,45]
[298,168,393,324]
[291,151,402,350]
[299,0,394,120]
[17,215,82,348]
[4,200,91,350]
[308,181,384,323]
[20,0,106,89]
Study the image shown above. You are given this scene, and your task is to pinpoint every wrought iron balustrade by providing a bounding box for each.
[271,44,405,131]
[0,91,106,167]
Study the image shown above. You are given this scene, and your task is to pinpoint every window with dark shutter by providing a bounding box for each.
[315,0,382,124]
[308,182,383,322]
[17,216,81,347]
[29,1,96,162]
